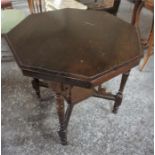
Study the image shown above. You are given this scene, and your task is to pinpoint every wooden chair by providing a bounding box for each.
[27,0,45,14]
[131,0,154,71]
[86,0,121,16]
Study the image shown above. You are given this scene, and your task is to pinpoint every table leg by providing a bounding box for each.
[32,78,40,98]
[113,71,130,113]
[56,85,74,145]
[56,92,67,145]
[64,104,73,129]
[140,19,154,71]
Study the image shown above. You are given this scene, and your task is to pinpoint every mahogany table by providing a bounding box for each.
[6,9,142,145]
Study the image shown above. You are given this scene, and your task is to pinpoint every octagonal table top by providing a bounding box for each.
[6,9,142,88]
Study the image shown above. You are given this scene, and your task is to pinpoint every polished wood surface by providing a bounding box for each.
[6,9,143,145]
[6,9,142,87]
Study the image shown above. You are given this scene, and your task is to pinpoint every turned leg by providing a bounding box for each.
[32,78,40,98]
[56,93,67,145]
[64,104,74,130]
[131,0,143,25]
[140,39,153,71]
[56,85,74,145]
[113,71,130,113]
[64,86,74,130]
[140,20,154,71]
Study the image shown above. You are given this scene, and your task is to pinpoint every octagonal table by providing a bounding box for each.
[5,9,142,145]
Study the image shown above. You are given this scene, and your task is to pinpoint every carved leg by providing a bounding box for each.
[113,71,130,113]
[55,84,74,145]
[140,41,153,71]
[140,20,154,71]
[131,0,143,26]
[64,104,74,130]
[56,93,67,145]
[32,78,40,98]
[56,102,74,145]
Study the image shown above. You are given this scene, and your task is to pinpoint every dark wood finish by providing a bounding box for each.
[6,9,142,145]
[51,82,74,145]
[93,87,116,100]
[112,71,130,113]
[6,9,142,86]
[56,90,67,145]
[131,0,143,25]
[31,78,49,97]
[31,78,40,98]
[64,86,94,104]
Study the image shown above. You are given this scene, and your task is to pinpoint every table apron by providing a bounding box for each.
[22,58,140,89]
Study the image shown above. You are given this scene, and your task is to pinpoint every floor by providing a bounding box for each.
[2,0,154,155]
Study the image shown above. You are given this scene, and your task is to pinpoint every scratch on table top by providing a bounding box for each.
[84,22,95,26]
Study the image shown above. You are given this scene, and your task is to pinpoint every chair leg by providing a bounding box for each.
[113,71,130,113]
[132,1,154,71]
[140,25,154,71]
[31,78,41,98]
[131,0,143,25]
[140,42,153,71]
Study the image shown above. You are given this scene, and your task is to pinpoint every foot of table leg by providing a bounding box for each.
[57,130,67,145]
[32,78,40,98]
[113,71,130,113]
[57,103,74,145]
[112,92,122,113]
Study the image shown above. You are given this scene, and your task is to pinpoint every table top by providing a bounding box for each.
[45,0,87,11]
[6,9,142,88]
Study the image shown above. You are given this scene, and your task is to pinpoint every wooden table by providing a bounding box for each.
[6,9,142,145]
